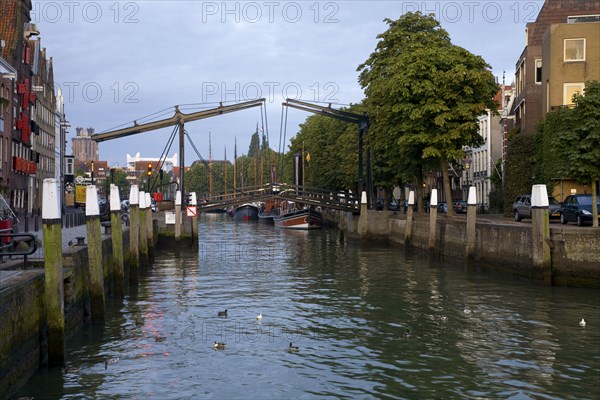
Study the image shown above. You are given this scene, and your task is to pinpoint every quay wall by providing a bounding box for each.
[0,228,131,400]
[333,210,600,287]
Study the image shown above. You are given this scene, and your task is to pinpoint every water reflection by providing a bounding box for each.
[15,215,600,400]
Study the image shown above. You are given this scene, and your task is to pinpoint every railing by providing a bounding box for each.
[0,231,39,268]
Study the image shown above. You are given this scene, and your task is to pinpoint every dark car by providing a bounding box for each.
[437,202,448,213]
[560,194,600,226]
[454,200,468,214]
[513,194,561,222]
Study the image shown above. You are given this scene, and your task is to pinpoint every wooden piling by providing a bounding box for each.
[466,187,477,261]
[405,191,415,245]
[531,184,552,284]
[110,185,124,297]
[139,191,149,267]
[42,178,66,366]
[429,189,438,251]
[175,191,182,242]
[129,185,140,284]
[190,192,198,245]
[145,192,154,259]
[85,185,105,324]
[359,191,368,238]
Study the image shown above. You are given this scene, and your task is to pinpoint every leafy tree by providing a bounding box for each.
[357,12,498,215]
[546,81,600,226]
[504,134,535,216]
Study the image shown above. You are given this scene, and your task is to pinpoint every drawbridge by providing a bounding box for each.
[196,183,360,213]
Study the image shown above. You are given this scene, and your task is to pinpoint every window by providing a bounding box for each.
[564,39,585,61]
[535,59,542,84]
[563,83,584,106]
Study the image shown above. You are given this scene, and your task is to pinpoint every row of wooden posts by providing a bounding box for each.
[360,184,553,282]
[40,178,199,366]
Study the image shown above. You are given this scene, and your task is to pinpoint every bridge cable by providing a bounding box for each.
[183,130,227,193]
[148,124,178,192]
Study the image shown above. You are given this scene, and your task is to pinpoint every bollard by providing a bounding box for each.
[429,189,438,252]
[42,179,66,366]
[145,192,154,259]
[110,185,125,297]
[175,191,182,242]
[405,190,415,245]
[190,192,198,245]
[531,184,552,284]
[86,185,105,324]
[129,185,140,284]
[139,191,149,268]
[359,191,368,239]
[466,187,477,261]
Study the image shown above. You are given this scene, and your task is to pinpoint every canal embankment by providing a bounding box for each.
[332,208,600,288]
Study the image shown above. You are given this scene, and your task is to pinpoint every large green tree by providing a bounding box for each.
[541,81,600,226]
[357,12,498,216]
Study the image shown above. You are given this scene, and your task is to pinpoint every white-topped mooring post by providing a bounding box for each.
[405,190,415,244]
[42,178,65,366]
[466,186,477,261]
[138,191,149,267]
[175,190,182,241]
[85,185,105,324]
[110,184,124,297]
[531,184,552,284]
[145,192,154,259]
[190,192,198,244]
[359,191,368,238]
[429,189,438,251]
[129,185,140,284]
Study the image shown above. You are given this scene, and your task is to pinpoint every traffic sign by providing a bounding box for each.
[186,206,197,217]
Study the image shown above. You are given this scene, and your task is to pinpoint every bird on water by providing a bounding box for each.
[218,309,228,317]
[213,342,226,350]
[256,313,263,321]
[579,318,586,327]
[288,343,299,352]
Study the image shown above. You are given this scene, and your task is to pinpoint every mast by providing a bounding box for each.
[224,146,227,196]
[233,137,237,196]
[209,131,213,200]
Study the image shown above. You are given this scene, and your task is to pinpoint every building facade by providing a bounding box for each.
[72,127,98,163]
[513,0,600,136]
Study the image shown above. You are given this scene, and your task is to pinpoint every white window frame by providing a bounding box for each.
[535,59,542,84]
[563,83,585,106]
[564,38,585,62]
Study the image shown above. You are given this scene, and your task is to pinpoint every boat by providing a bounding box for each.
[233,203,259,221]
[258,200,280,224]
[274,207,323,230]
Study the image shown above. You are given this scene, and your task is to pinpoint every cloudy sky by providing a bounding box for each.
[33,0,545,167]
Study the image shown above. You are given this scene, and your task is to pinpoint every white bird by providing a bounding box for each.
[213,342,226,350]
[463,308,472,314]
[579,318,586,327]
[256,313,263,321]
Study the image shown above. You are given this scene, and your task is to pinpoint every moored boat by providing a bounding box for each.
[233,203,259,221]
[258,200,280,224]
[274,207,323,229]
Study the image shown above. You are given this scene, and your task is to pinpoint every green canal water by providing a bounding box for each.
[15,215,600,399]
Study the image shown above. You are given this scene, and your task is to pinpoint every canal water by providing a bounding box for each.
[15,215,600,399]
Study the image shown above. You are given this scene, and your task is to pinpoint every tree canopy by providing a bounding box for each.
[357,12,498,214]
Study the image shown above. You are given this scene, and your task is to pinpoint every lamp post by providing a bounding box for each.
[464,158,471,198]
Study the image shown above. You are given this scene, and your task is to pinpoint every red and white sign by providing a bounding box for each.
[186,206,197,217]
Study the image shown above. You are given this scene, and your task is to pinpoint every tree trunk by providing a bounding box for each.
[441,158,455,217]
[593,179,598,228]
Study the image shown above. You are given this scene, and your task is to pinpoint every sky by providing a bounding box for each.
[32,0,545,167]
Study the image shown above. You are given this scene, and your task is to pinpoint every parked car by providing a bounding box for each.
[512,194,562,222]
[560,194,600,226]
[437,202,448,213]
[454,200,468,214]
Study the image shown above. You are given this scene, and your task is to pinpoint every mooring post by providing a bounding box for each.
[175,190,182,242]
[405,190,415,245]
[145,192,154,260]
[531,184,552,284]
[110,184,124,297]
[429,189,438,252]
[129,185,140,284]
[190,192,198,245]
[86,185,105,324]
[42,178,65,366]
[359,191,368,238]
[139,190,149,268]
[466,186,477,261]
